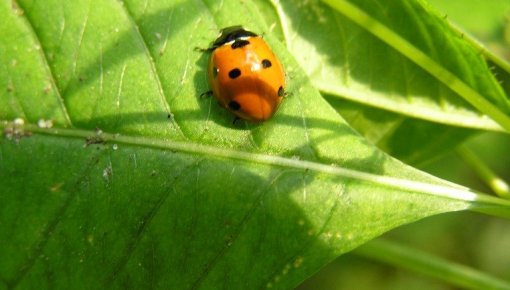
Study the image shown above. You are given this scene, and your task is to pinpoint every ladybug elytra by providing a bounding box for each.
[204,26,285,122]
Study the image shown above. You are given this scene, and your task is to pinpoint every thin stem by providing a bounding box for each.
[457,145,510,199]
[355,239,510,290]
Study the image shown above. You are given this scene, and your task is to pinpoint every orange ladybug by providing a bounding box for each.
[205,26,285,122]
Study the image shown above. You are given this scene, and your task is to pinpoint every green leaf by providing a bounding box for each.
[1,1,510,290]
[426,0,510,98]
[278,0,509,167]
[427,0,510,38]
[326,95,473,166]
[279,0,510,132]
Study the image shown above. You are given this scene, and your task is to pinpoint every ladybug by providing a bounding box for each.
[204,26,285,122]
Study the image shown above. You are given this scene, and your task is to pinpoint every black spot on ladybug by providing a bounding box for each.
[213,66,219,78]
[278,86,285,97]
[228,100,241,111]
[231,39,250,49]
[262,59,272,68]
[229,68,241,79]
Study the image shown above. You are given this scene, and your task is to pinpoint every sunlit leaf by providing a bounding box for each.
[1,1,509,289]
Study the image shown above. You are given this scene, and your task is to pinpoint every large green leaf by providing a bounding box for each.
[1,0,510,289]
[271,0,510,166]
[276,0,510,132]
[426,0,510,99]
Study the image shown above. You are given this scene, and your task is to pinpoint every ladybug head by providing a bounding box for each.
[211,26,258,49]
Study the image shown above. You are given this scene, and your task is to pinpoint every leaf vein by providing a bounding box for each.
[7,124,509,208]
[103,158,205,286]
[190,171,286,290]
[6,150,105,289]
[118,0,187,139]
[14,0,73,126]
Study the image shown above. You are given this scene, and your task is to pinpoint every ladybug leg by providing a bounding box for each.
[200,90,213,98]
[232,116,242,125]
[278,86,288,98]
[194,46,214,53]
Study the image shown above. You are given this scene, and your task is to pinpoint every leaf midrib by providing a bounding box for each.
[4,122,509,208]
